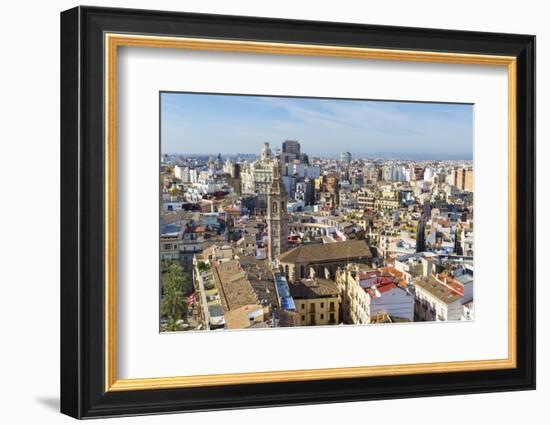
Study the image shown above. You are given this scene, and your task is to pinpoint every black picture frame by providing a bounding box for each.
[61,5,535,419]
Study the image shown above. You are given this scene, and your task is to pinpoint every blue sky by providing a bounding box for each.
[160,92,473,159]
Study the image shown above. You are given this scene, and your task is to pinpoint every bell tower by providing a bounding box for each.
[267,163,288,262]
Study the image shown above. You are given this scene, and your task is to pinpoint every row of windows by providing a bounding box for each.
[162,243,204,252]
[162,243,178,250]
[299,301,336,311]
[300,313,336,323]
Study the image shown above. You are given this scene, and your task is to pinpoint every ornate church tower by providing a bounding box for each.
[267,163,288,262]
[416,201,430,253]
[261,142,273,162]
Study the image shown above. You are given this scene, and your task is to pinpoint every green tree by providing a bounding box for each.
[161,263,189,332]
[196,261,210,272]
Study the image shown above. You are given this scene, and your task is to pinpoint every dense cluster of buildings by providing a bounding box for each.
[160,140,474,331]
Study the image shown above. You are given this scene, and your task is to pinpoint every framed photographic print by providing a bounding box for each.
[60,6,536,419]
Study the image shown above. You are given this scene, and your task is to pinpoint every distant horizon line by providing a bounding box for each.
[162,152,474,161]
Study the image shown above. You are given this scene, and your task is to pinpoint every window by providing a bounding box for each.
[329,302,335,312]
[320,302,324,308]
[301,315,305,321]
[301,303,305,310]
[330,313,335,322]
[320,314,324,320]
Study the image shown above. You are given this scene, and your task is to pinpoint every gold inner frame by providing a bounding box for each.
[104,33,517,392]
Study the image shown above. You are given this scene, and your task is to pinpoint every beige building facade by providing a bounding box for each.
[289,278,340,326]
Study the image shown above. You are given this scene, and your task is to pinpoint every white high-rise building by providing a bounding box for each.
[423,167,435,182]
[340,151,352,164]
[174,165,190,183]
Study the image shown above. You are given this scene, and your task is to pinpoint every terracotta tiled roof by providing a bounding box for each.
[185,224,205,233]
[380,266,403,278]
[380,266,408,287]
[437,272,464,296]
[358,270,381,281]
[415,275,463,304]
[278,240,372,264]
[212,260,258,311]
[366,279,398,297]
[377,281,398,294]
[289,278,339,299]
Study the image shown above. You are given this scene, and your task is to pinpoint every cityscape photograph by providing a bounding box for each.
[159,92,474,332]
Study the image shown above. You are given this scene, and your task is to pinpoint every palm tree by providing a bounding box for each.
[161,263,189,332]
